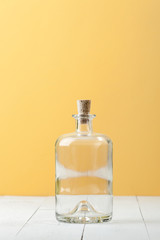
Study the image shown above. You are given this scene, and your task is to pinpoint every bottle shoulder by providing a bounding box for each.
[55,132,112,146]
[93,133,113,144]
[55,132,75,146]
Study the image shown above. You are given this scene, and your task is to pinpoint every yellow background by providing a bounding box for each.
[0,0,160,196]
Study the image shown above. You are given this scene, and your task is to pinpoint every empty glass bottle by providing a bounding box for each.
[55,100,113,223]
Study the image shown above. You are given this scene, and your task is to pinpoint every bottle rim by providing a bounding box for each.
[72,114,96,119]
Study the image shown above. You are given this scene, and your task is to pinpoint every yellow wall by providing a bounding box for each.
[0,0,160,196]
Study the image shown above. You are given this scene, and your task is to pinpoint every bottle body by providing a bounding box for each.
[55,129,113,223]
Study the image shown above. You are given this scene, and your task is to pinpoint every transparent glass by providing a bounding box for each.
[55,114,113,223]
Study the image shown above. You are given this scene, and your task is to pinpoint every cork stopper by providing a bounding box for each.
[77,100,91,115]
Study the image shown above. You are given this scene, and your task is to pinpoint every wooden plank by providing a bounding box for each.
[0,196,45,240]
[39,196,55,210]
[83,196,149,240]
[16,209,84,240]
[1,196,159,240]
[137,196,160,240]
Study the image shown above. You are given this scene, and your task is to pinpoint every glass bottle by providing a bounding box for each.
[55,100,113,223]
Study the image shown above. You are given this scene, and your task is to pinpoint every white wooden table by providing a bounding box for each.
[0,196,159,240]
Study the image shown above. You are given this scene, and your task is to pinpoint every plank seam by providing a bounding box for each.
[16,198,46,236]
[81,224,86,240]
[136,196,150,240]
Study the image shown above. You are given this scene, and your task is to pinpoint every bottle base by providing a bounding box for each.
[56,196,112,224]
[56,213,112,224]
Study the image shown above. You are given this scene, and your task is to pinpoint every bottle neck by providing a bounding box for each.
[76,118,93,134]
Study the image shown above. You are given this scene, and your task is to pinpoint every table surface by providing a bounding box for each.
[0,196,160,240]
